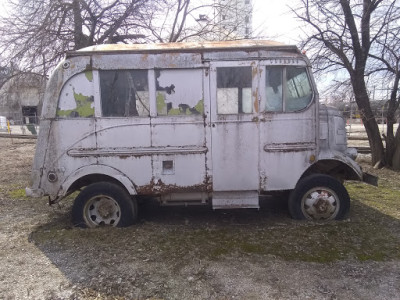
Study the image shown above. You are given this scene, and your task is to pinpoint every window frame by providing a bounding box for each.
[259,59,314,114]
[211,60,258,118]
[98,69,151,118]
[154,68,205,117]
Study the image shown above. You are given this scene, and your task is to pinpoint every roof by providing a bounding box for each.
[67,40,300,57]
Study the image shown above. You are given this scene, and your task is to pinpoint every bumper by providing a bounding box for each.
[363,172,378,186]
[25,187,45,198]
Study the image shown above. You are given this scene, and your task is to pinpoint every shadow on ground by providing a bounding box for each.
[28,193,400,299]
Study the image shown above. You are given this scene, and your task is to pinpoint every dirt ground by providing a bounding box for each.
[1,137,400,300]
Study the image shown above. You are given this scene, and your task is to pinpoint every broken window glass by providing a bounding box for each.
[156,69,204,116]
[264,66,312,112]
[100,70,149,117]
[217,67,252,114]
[285,67,313,112]
[57,72,95,118]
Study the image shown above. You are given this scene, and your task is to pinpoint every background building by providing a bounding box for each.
[0,74,45,126]
[215,0,253,39]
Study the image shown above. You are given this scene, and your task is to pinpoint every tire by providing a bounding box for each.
[72,182,137,228]
[288,174,350,221]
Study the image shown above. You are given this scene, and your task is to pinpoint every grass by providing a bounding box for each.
[8,188,29,199]
[26,166,400,265]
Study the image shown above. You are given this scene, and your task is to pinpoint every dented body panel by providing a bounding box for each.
[27,40,373,209]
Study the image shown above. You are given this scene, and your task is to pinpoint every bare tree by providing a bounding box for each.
[136,0,254,43]
[0,0,254,87]
[0,0,149,86]
[292,0,400,168]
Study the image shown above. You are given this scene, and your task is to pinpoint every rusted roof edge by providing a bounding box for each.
[65,40,300,58]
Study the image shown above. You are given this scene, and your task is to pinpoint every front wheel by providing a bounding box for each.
[288,174,350,221]
[72,182,137,228]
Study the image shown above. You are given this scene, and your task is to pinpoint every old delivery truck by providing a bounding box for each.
[26,40,377,227]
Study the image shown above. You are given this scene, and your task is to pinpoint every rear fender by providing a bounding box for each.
[58,164,137,198]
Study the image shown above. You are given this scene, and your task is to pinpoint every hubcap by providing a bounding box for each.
[301,187,340,220]
[83,195,121,227]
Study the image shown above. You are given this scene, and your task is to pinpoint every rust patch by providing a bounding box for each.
[253,88,259,113]
[252,65,258,79]
[140,54,149,62]
[263,142,316,153]
[252,116,259,122]
[136,178,211,195]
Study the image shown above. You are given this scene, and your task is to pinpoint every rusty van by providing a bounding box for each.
[26,40,377,227]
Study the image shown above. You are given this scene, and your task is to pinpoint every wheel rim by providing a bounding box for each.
[300,187,340,220]
[83,194,121,227]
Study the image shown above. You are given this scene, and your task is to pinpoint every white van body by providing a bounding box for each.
[26,40,376,227]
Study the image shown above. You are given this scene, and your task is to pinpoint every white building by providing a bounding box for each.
[0,74,45,125]
[215,0,252,39]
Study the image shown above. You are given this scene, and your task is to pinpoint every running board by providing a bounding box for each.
[212,191,259,209]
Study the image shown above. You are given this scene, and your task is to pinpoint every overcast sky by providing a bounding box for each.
[252,0,303,45]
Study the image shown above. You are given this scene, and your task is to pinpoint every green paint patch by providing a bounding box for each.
[168,108,181,115]
[156,93,204,116]
[85,70,93,82]
[194,99,204,114]
[57,89,94,118]
[156,93,166,114]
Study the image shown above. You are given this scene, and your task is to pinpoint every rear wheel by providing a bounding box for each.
[288,174,350,220]
[72,182,137,228]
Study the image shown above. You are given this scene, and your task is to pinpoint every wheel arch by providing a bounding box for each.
[301,159,362,183]
[59,164,137,198]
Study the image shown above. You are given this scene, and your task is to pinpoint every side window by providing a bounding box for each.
[217,67,252,114]
[100,70,149,117]
[156,69,204,116]
[285,67,313,112]
[57,72,94,118]
[265,66,283,112]
[265,66,313,112]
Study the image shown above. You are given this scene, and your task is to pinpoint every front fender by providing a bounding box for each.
[318,149,363,180]
[318,150,378,186]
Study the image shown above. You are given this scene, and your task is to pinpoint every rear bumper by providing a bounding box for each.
[25,187,44,198]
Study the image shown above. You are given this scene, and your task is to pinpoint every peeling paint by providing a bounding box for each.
[57,71,95,118]
[57,90,94,117]
[156,69,204,116]
[252,66,258,79]
[136,178,209,195]
[253,88,259,113]
[85,70,93,82]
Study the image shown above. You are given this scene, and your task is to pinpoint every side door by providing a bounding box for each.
[209,61,260,193]
[258,61,317,191]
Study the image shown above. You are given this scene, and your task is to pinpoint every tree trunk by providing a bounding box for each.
[72,0,88,50]
[391,125,400,170]
[352,76,385,166]
[385,75,400,169]
[363,115,385,166]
